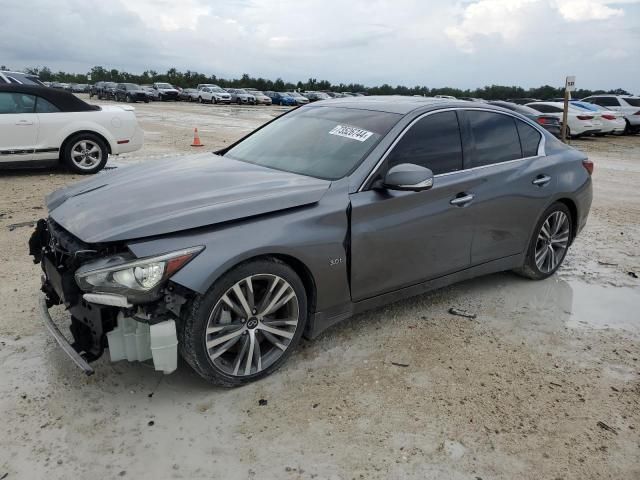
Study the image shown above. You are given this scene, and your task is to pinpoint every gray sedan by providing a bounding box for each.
[31,97,592,386]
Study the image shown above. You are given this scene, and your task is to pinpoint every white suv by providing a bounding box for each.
[0,71,45,86]
[197,86,231,104]
[581,95,640,134]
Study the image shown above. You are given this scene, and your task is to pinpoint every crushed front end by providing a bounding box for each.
[29,218,200,375]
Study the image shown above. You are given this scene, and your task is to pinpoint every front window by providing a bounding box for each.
[235,89,248,94]
[125,83,139,90]
[213,87,226,93]
[0,92,36,114]
[156,83,172,89]
[224,106,401,180]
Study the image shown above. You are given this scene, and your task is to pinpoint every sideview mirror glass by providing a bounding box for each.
[383,163,434,192]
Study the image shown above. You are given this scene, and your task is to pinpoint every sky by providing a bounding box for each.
[1,0,639,92]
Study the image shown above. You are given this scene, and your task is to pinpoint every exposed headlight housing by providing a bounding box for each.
[75,246,204,302]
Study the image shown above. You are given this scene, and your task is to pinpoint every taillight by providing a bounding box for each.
[602,114,616,120]
[577,115,593,120]
[582,159,594,176]
[635,111,640,115]
[536,116,558,125]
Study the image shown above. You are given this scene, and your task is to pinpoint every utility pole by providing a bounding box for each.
[562,76,575,144]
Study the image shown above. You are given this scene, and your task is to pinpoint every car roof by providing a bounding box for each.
[584,94,639,98]
[310,95,479,114]
[0,84,99,112]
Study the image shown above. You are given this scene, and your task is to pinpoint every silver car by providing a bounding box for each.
[32,97,592,386]
[226,88,256,105]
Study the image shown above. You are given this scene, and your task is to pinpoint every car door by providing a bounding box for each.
[32,95,64,161]
[350,110,474,301]
[0,91,38,162]
[458,109,554,265]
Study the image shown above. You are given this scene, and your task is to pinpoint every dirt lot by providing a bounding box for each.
[1,99,639,480]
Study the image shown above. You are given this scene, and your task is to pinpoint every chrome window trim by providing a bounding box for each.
[358,106,547,192]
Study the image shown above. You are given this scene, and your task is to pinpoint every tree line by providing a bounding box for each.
[6,65,631,100]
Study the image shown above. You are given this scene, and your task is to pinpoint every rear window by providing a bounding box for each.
[623,97,640,107]
[467,111,522,167]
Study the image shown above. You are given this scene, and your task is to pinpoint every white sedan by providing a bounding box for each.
[0,85,143,174]
[526,101,602,138]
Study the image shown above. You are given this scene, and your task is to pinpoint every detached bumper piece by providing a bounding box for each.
[39,296,95,376]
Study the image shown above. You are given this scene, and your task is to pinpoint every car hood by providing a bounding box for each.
[46,154,331,243]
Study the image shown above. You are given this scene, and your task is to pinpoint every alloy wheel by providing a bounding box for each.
[534,211,570,273]
[205,274,300,377]
[70,140,102,170]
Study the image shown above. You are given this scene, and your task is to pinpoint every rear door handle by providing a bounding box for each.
[450,193,474,206]
[532,175,551,186]
[15,120,34,126]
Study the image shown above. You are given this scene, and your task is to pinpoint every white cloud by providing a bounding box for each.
[446,0,634,53]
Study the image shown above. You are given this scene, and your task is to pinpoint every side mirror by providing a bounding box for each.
[382,163,434,192]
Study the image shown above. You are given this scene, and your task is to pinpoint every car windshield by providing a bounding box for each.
[236,89,248,94]
[125,83,139,89]
[156,83,172,88]
[224,106,401,180]
[213,87,226,93]
[623,97,640,107]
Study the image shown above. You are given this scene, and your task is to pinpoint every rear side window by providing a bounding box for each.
[516,120,541,157]
[386,111,463,175]
[623,97,640,107]
[594,97,620,107]
[35,97,60,113]
[467,111,521,167]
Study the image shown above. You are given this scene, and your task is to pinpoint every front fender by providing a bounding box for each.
[126,180,352,314]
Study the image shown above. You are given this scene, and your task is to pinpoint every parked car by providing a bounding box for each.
[488,101,562,138]
[141,85,161,101]
[31,96,592,386]
[508,98,541,105]
[70,84,90,93]
[152,82,180,101]
[0,70,44,86]
[178,88,199,101]
[245,89,272,105]
[303,91,331,102]
[226,88,256,105]
[526,102,602,138]
[198,86,232,104]
[286,91,310,105]
[324,92,341,98]
[570,101,626,135]
[0,85,143,174]
[101,82,118,100]
[581,95,640,134]
[264,91,297,106]
[115,83,149,103]
[89,82,105,99]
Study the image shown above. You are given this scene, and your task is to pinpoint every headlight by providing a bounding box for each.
[75,246,204,301]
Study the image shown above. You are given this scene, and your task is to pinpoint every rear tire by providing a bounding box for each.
[180,258,307,387]
[62,133,109,174]
[514,202,573,280]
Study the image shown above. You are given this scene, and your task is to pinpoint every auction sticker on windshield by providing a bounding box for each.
[329,125,374,142]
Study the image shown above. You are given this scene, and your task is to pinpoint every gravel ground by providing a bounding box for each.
[1,98,639,480]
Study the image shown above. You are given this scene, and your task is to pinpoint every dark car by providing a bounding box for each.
[507,98,541,105]
[178,88,198,101]
[304,92,331,102]
[115,83,149,103]
[32,97,592,386]
[489,101,562,138]
[99,82,118,100]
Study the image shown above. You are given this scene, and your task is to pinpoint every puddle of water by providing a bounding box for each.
[457,273,640,336]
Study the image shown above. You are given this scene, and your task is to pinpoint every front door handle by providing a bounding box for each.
[450,193,474,206]
[15,120,34,126]
[532,175,551,186]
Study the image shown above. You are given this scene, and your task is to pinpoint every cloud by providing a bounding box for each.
[446,0,633,53]
[0,0,638,92]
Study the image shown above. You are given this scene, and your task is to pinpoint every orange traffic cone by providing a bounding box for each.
[191,128,204,147]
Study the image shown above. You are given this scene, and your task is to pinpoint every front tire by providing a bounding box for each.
[515,202,573,280]
[62,133,109,174]
[180,258,307,387]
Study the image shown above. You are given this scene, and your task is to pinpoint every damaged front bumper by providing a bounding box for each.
[32,218,181,376]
